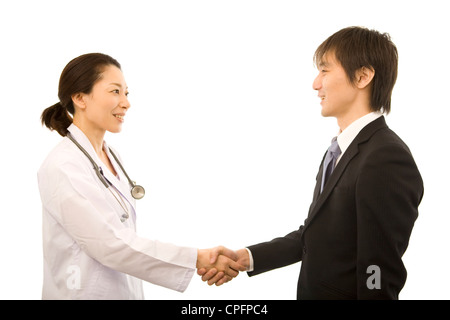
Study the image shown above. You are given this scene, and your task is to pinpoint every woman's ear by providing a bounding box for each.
[71,93,86,110]
[355,66,375,89]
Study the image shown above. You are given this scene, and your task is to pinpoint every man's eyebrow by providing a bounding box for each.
[318,61,330,68]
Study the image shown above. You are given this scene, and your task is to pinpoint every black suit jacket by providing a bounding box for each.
[247,116,424,299]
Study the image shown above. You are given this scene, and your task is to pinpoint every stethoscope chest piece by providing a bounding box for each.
[131,184,145,200]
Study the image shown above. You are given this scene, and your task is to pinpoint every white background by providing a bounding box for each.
[0,0,448,300]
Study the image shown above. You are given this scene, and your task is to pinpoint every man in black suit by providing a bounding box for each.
[199,26,424,299]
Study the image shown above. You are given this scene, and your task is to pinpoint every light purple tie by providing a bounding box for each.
[320,137,341,193]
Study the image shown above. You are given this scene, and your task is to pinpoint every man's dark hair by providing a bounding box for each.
[314,26,398,114]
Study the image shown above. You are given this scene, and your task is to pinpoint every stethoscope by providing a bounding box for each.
[66,132,145,201]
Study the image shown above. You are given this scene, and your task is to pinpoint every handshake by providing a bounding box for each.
[196,246,250,286]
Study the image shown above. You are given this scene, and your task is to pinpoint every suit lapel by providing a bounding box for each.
[311,152,327,203]
[302,116,388,233]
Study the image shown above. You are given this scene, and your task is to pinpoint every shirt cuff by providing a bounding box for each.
[245,248,254,272]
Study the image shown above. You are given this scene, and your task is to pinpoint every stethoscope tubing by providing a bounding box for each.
[66,132,145,200]
[108,148,145,199]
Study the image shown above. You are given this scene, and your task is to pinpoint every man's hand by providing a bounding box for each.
[197,247,250,286]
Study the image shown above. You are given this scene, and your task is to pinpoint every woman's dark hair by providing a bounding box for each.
[314,26,398,114]
[41,53,121,136]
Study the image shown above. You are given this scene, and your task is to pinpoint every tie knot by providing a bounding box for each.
[329,138,341,157]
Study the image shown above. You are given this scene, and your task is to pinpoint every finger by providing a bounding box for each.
[228,258,247,272]
[215,256,245,277]
[197,268,206,276]
[207,271,225,286]
[225,267,239,278]
[216,275,232,287]
[201,268,217,282]
[210,246,239,264]
[217,246,238,261]
[209,247,221,264]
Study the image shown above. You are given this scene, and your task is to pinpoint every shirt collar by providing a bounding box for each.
[336,111,383,157]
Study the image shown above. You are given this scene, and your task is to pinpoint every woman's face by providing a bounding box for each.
[76,65,130,134]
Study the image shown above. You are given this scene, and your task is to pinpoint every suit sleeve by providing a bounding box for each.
[355,142,423,299]
[247,226,304,276]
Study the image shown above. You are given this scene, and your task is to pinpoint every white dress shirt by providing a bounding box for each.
[246,112,383,272]
[38,124,197,299]
[336,112,383,164]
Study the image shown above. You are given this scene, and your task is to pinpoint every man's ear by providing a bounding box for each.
[355,66,375,89]
[71,93,86,110]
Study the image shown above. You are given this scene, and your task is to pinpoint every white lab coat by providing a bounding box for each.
[38,124,197,299]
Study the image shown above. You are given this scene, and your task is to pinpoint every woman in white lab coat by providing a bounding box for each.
[38,53,244,299]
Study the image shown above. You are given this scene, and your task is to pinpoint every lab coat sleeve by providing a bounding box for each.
[39,158,197,293]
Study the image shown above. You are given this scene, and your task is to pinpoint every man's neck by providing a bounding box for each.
[337,105,372,132]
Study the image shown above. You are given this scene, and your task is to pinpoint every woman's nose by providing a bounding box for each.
[121,95,131,109]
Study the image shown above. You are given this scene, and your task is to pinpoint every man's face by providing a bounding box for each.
[312,52,358,119]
